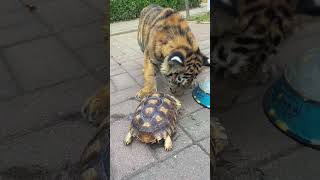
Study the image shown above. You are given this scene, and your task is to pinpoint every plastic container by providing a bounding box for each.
[263,48,320,148]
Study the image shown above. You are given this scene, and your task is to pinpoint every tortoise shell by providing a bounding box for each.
[130,92,180,143]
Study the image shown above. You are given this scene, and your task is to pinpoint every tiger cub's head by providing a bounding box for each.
[160,48,210,95]
[238,0,298,46]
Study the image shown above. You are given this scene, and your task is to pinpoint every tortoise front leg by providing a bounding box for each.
[124,128,134,145]
[164,135,173,151]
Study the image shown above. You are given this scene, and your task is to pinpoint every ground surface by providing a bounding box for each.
[0,1,320,180]
[109,8,211,180]
[0,0,105,174]
[213,16,320,180]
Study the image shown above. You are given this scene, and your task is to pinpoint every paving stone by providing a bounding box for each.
[0,11,50,47]
[110,65,127,77]
[110,64,126,76]
[133,58,144,67]
[261,148,320,180]
[76,43,106,70]
[0,0,24,15]
[0,23,50,48]
[135,75,144,87]
[150,127,193,160]
[235,84,270,104]
[128,69,144,87]
[0,59,18,99]
[111,73,137,90]
[113,32,138,46]
[110,80,117,93]
[179,93,203,115]
[0,76,102,138]
[0,9,32,29]
[110,58,118,66]
[214,99,298,163]
[110,85,140,105]
[110,47,125,59]
[131,146,210,180]
[199,39,210,49]
[198,137,210,154]
[120,61,142,72]
[201,47,210,56]
[94,65,108,83]
[59,22,105,50]
[117,46,140,56]
[180,109,210,141]
[0,121,96,170]
[189,23,210,41]
[36,0,102,31]
[110,99,139,122]
[127,69,143,78]
[213,77,244,111]
[4,37,86,91]
[110,19,139,35]
[110,120,155,180]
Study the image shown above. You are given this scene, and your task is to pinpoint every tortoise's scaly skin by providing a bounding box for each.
[124,92,181,151]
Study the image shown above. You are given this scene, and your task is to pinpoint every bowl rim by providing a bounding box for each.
[284,48,320,103]
[283,74,320,104]
[192,86,210,108]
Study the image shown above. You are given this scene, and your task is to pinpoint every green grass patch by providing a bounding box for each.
[110,0,201,23]
[187,12,210,23]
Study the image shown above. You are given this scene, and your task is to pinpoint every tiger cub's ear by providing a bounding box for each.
[202,54,210,67]
[196,48,210,67]
[168,51,184,65]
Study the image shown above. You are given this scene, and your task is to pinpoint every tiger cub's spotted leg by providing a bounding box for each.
[136,52,156,100]
[82,85,109,127]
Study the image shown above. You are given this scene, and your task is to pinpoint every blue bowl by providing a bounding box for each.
[263,48,320,148]
[192,79,210,108]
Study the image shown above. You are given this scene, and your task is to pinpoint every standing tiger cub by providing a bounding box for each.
[136,4,210,100]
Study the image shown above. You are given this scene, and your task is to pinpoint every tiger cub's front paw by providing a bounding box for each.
[82,86,109,127]
[135,88,155,101]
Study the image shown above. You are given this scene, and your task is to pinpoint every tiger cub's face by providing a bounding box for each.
[160,49,210,94]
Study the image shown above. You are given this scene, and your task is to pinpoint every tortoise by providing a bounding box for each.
[124,92,181,151]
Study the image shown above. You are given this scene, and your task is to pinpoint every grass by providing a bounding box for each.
[187,12,210,23]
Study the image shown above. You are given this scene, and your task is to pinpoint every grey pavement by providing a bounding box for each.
[0,0,105,174]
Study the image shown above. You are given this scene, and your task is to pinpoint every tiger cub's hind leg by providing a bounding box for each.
[135,52,156,101]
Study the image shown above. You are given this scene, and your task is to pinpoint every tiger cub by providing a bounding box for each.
[212,0,299,83]
[136,4,210,100]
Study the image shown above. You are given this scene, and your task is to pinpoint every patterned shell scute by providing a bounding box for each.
[131,93,178,135]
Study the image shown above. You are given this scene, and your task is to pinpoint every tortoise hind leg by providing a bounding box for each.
[164,135,173,151]
[124,129,134,145]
